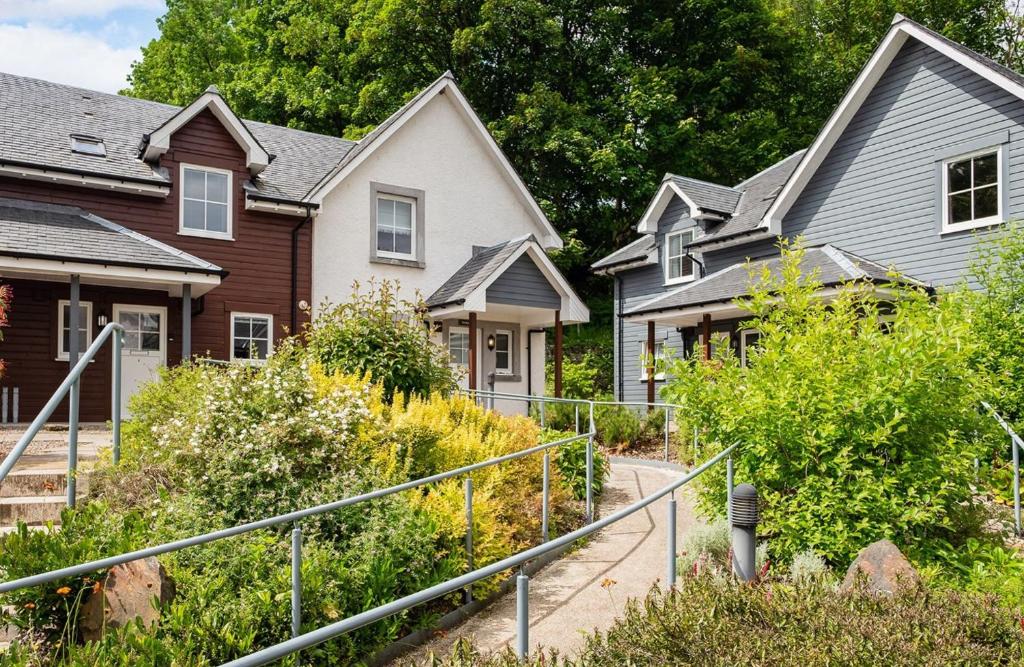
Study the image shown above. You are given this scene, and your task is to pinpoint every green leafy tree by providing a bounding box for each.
[663,241,994,566]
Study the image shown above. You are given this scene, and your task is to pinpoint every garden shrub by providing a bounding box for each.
[542,428,608,501]
[427,577,1024,666]
[305,279,456,402]
[663,241,996,566]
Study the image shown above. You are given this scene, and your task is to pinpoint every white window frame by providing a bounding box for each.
[740,329,761,367]
[494,329,513,375]
[375,193,417,260]
[179,163,233,240]
[57,299,93,361]
[638,341,665,381]
[230,312,273,363]
[664,230,696,286]
[941,146,1003,234]
[448,326,470,366]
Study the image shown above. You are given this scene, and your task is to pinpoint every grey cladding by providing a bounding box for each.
[486,255,561,309]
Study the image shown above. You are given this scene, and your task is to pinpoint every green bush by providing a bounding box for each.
[545,429,608,501]
[663,240,996,566]
[426,577,1024,666]
[305,279,456,402]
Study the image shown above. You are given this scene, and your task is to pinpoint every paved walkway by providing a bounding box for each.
[402,461,704,664]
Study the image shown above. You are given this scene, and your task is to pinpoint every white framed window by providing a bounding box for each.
[180,164,232,240]
[665,230,695,285]
[57,300,92,360]
[638,341,665,381]
[942,147,1002,233]
[375,194,416,259]
[449,326,470,366]
[740,329,761,367]
[494,329,513,375]
[231,313,273,362]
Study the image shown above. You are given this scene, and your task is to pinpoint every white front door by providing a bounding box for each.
[114,304,167,416]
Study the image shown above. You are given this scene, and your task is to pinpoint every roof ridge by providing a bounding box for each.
[670,174,739,192]
[819,244,865,279]
[734,149,808,189]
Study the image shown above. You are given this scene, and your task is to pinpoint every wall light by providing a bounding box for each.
[97,311,109,327]
[486,334,496,351]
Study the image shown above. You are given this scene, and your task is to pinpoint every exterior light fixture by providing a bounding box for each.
[97,311,109,327]
[487,334,496,350]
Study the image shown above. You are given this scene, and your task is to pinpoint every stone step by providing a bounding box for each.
[0,495,66,525]
[0,469,68,498]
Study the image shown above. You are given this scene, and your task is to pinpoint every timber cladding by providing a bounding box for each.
[0,108,312,421]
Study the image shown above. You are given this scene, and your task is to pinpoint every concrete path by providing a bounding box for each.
[403,461,704,664]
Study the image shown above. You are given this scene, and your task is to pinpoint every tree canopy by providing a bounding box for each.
[124,0,1018,301]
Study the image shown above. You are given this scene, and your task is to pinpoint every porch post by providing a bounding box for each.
[702,313,712,361]
[646,320,655,406]
[67,274,80,507]
[468,312,477,391]
[554,310,563,398]
[182,284,192,362]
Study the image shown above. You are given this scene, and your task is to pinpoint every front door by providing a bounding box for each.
[114,305,167,416]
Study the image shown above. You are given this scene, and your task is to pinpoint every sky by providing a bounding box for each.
[0,1,166,94]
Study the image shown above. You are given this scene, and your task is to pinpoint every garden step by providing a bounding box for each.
[0,469,70,498]
[0,495,66,525]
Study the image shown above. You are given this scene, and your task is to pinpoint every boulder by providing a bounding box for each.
[839,539,921,594]
[80,557,175,641]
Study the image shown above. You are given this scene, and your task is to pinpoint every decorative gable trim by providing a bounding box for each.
[141,86,271,175]
[636,178,702,234]
[305,73,564,249]
[763,16,1024,233]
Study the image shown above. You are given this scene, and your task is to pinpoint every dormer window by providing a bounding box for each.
[180,164,232,240]
[665,230,695,285]
[70,135,105,157]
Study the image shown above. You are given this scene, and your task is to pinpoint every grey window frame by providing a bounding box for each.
[370,182,425,268]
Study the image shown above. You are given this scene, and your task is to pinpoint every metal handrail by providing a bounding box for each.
[983,401,1023,534]
[0,431,591,594]
[0,321,124,506]
[222,441,739,667]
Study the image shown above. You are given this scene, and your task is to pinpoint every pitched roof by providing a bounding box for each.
[0,71,357,202]
[0,197,224,274]
[667,176,742,215]
[625,244,919,317]
[426,236,533,308]
[591,235,657,272]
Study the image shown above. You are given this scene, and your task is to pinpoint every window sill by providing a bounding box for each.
[178,229,234,241]
[371,256,425,269]
[664,275,696,287]
[940,217,1005,236]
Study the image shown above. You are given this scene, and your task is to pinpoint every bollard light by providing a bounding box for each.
[730,483,758,582]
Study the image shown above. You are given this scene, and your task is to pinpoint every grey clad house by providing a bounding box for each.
[595,14,1024,403]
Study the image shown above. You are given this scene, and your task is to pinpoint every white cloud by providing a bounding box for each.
[0,23,139,93]
[0,1,162,21]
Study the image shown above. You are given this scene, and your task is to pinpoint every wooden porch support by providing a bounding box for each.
[468,312,478,391]
[182,284,192,361]
[646,320,655,405]
[68,275,80,371]
[554,310,563,398]
[702,313,712,361]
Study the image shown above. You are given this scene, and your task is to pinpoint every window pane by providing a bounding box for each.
[206,171,229,203]
[234,318,250,338]
[141,333,160,351]
[496,334,510,353]
[668,233,681,257]
[680,256,693,277]
[393,228,412,255]
[141,313,160,332]
[377,227,395,252]
[974,185,998,219]
[124,331,141,351]
[949,192,972,224]
[234,340,251,359]
[496,351,509,368]
[183,169,205,199]
[974,154,998,186]
[252,339,269,359]
[119,311,139,329]
[251,319,269,339]
[394,200,413,231]
[377,198,394,229]
[206,203,228,233]
[947,159,971,192]
[669,256,682,279]
[183,199,205,230]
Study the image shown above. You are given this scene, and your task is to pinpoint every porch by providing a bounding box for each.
[426,235,589,414]
[0,197,223,422]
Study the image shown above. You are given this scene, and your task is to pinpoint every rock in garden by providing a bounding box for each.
[80,557,175,641]
[839,539,921,594]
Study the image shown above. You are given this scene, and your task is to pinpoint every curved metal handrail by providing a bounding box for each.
[0,321,125,504]
[983,401,1024,534]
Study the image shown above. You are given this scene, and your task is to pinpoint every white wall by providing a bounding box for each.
[312,93,554,306]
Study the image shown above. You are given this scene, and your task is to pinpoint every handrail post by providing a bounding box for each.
[1013,435,1021,535]
[663,407,670,462]
[291,522,302,666]
[516,570,529,661]
[539,400,545,429]
[112,329,122,465]
[574,404,580,435]
[542,453,550,543]
[693,426,699,461]
[726,457,734,526]
[67,275,80,508]
[586,401,595,523]
[464,477,474,604]
[666,496,677,589]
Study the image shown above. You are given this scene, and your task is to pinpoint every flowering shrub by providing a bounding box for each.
[0,283,11,377]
